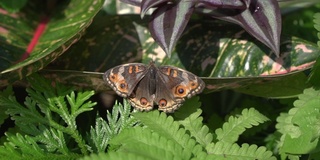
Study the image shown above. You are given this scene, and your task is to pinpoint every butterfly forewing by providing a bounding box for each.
[103,63,148,97]
[103,62,205,113]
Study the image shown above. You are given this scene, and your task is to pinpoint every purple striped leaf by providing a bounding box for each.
[196,0,246,9]
[119,0,142,6]
[197,0,281,56]
[141,0,168,18]
[149,1,195,56]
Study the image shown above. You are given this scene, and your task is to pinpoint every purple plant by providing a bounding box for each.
[120,0,281,57]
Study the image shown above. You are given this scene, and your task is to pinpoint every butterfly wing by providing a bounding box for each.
[155,66,205,113]
[128,72,156,111]
[103,63,148,98]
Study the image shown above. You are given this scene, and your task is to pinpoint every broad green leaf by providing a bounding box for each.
[0,0,27,13]
[35,14,320,98]
[0,0,104,87]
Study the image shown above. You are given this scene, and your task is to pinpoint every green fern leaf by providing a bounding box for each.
[67,91,96,118]
[0,133,45,158]
[276,88,320,155]
[133,110,205,156]
[174,97,214,147]
[0,86,12,126]
[89,100,136,153]
[308,13,320,89]
[35,125,69,154]
[215,108,269,143]
[89,117,110,153]
[314,13,320,47]
[110,126,191,159]
[206,141,276,160]
[81,152,149,160]
[0,74,97,156]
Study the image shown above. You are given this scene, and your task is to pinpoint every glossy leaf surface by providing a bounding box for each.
[39,15,319,98]
[0,0,104,86]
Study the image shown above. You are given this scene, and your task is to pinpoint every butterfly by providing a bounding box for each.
[103,61,205,113]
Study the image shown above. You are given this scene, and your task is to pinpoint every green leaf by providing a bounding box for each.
[132,110,205,157]
[40,14,320,99]
[81,151,149,160]
[110,126,191,160]
[0,0,27,13]
[276,88,320,155]
[316,13,320,46]
[0,133,45,158]
[67,91,96,118]
[89,100,136,153]
[215,108,269,143]
[34,126,69,154]
[174,97,214,147]
[206,142,276,160]
[0,0,104,86]
[0,86,13,126]
[89,117,109,153]
[0,74,97,156]
[308,13,320,89]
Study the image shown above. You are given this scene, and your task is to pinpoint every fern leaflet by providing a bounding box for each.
[110,126,191,159]
[206,141,276,160]
[89,100,137,153]
[174,97,213,147]
[0,74,96,156]
[276,88,320,155]
[133,110,205,157]
[215,108,269,143]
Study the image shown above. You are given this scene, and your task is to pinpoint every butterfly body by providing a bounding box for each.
[103,62,205,113]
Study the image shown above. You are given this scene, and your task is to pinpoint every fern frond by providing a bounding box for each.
[215,108,269,143]
[133,110,205,156]
[0,86,12,126]
[0,74,97,155]
[81,152,149,160]
[314,13,320,46]
[89,100,137,153]
[110,126,191,160]
[174,97,213,147]
[89,117,109,153]
[206,141,276,160]
[67,91,96,118]
[276,88,320,155]
[35,125,69,154]
[0,133,45,158]
[308,12,320,90]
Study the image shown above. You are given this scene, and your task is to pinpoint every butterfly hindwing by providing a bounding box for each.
[103,62,205,113]
[155,66,205,112]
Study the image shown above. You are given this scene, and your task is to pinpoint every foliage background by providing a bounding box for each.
[0,0,319,160]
